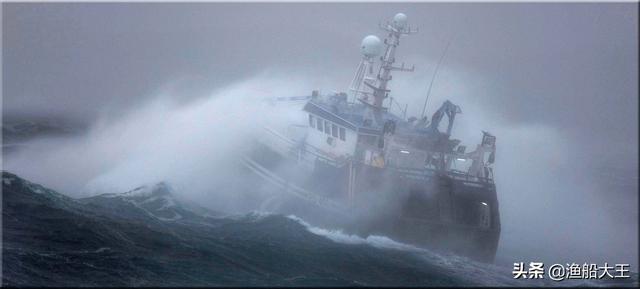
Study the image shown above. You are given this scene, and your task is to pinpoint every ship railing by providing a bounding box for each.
[447,169,494,184]
[261,125,346,168]
[241,156,349,215]
[261,126,494,184]
[387,165,494,184]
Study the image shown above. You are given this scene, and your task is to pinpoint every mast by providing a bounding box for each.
[363,13,417,126]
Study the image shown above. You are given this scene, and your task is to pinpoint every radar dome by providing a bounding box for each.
[392,13,408,29]
[360,35,382,58]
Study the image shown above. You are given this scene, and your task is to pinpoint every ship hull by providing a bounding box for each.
[243,141,501,263]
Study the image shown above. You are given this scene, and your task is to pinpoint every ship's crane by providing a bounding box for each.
[427,100,461,136]
[464,131,497,179]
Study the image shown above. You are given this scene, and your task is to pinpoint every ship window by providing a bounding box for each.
[309,114,315,128]
[331,124,338,138]
[339,127,346,141]
[324,120,331,135]
[316,118,323,132]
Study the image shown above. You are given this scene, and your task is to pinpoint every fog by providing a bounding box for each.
[3,3,638,269]
[3,74,319,212]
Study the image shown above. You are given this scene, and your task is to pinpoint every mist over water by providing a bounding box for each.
[4,74,311,213]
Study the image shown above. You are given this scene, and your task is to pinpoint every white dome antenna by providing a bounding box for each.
[360,35,382,58]
[392,13,408,30]
[361,13,416,112]
[349,35,382,103]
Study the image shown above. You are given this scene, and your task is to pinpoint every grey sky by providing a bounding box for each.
[4,3,638,166]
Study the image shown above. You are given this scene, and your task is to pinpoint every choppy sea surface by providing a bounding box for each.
[2,171,637,287]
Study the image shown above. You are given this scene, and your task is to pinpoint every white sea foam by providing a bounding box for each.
[286,214,425,253]
[3,176,13,186]
[223,210,276,222]
[285,214,563,287]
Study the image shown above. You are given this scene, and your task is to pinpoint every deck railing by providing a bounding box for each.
[260,125,494,184]
[387,165,494,184]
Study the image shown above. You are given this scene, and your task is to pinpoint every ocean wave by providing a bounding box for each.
[220,210,276,222]
[286,214,425,252]
[284,214,584,287]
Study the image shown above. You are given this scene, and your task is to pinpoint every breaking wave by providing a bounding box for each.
[287,214,423,252]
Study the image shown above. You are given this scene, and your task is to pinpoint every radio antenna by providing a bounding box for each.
[420,39,451,119]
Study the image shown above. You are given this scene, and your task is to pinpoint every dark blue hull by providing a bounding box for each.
[245,142,501,263]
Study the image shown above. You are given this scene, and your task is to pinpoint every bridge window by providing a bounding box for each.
[309,114,315,128]
[339,127,346,141]
[324,120,331,135]
[331,124,338,138]
[316,118,323,132]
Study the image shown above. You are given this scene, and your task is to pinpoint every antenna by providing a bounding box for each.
[356,13,416,127]
[420,39,452,119]
[371,13,416,109]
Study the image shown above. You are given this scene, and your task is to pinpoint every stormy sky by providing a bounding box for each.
[5,3,638,155]
[3,3,638,269]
